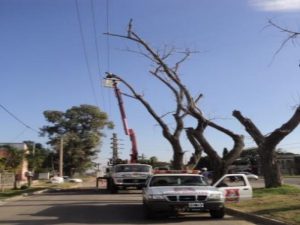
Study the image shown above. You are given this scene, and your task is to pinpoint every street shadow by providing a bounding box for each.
[48,187,143,195]
[0,189,245,225]
[0,202,246,225]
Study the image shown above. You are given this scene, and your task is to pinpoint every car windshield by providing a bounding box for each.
[149,175,209,187]
[115,165,150,173]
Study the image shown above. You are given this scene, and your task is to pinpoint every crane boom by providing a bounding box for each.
[113,81,129,135]
[104,74,138,163]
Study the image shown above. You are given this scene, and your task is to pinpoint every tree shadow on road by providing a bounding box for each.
[0,203,247,225]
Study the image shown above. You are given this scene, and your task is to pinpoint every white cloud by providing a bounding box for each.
[250,0,300,12]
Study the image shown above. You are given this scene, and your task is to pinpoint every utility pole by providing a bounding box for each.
[110,133,119,165]
[59,136,63,177]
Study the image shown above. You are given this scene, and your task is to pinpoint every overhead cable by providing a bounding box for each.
[106,0,111,71]
[105,0,113,117]
[0,104,39,133]
[90,0,106,111]
[75,0,100,108]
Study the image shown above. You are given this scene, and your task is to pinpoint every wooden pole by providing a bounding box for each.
[59,137,63,177]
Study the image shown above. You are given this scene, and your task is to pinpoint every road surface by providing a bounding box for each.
[0,187,262,225]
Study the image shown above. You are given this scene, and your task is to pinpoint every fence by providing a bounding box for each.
[0,171,14,191]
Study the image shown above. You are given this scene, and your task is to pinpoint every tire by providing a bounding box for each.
[209,207,225,219]
[143,204,155,219]
[108,179,118,194]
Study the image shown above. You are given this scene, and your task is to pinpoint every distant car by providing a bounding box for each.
[63,176,70,181]
[68,178,83,183]
[237,172,258,180]
[50,176,64,184]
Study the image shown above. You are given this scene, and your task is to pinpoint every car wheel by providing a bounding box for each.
[209,207,225,219]
[143,205,155,219]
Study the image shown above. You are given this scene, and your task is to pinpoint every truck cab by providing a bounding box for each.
[107,163,152,193]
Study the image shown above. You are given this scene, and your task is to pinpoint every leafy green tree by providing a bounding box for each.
[24,141,51,173]
[0,158,5,172]
[40,104,113,176]
[0,145,24,189]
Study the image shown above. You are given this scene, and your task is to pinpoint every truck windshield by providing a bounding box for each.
[150,175,209,187]
[115,165,150,173]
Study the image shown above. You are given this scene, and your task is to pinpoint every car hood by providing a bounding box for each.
[112,172,150,178]
[149,186,219,195]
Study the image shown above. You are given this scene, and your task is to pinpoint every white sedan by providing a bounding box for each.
[68,178,83,183]
[50,176,64,184]
[237,172,258,180]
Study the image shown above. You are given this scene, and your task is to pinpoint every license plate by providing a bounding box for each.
[188,202,204,208]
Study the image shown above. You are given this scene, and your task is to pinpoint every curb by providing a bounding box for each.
[226,208,289,225]
[22,189,49,196]
[0,189,49,205]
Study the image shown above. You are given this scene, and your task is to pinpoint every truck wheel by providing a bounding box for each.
[108,179,118,194]
[209,208,225,219]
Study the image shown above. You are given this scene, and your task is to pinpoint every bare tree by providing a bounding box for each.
[105,22,205,169]
[105,21,245,178]
[268,20,300,58]
[185,117,244,183]
[106,73,187,169]
[229,20,300,188]
[233,107,300,188]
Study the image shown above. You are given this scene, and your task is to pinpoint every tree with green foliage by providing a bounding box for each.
[24,141,51,173]
[0,145,24,189]
[40,104,113,176]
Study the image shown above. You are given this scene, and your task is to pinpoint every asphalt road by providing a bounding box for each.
[0,187,263,225]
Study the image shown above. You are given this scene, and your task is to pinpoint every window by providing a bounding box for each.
[150,176,208,187]
[115,165,150,173]
[216,175,246,188]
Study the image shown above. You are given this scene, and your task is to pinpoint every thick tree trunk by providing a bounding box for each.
[171,139,184,169]
[211,160,228,184]
[172,151,184,170]
[232,109,300,188]
[259,147,282,188]
[13,173,18,189]
[187,125,243,183]
[185,128,203,169]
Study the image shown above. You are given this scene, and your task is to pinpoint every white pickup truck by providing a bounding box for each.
[143,172,252,219]
[107,163,152,193]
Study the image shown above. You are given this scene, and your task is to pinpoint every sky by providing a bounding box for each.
[1,0,300,167]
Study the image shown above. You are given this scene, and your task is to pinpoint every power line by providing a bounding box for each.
[0,104,39,133]
[75,0,100,108]
[90,0,106,112]
[90,0,102,76]
[105,0,113,117]
[106,0,111,71]
[11,128,28,142]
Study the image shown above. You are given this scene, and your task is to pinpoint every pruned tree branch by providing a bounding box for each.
[109,74,171,137]
[232,110,265,145]
[266,106,300,147]
[268,19,300,59]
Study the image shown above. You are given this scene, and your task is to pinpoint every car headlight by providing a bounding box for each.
[207,193,222,200]
[114,178,123,183]
[148,194,165,200]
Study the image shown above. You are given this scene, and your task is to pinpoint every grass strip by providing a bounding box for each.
[227,185,300,225]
